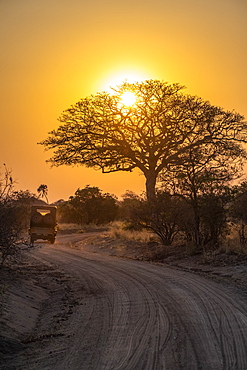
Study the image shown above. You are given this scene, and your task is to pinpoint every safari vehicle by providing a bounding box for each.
[29,205,57,244]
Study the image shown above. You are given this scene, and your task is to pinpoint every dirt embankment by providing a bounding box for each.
[0,257,84,366]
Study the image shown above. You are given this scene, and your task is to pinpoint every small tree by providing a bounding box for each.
[0,163,14,199]
[119,190,183,245]
[56,200,78,224]
[37,184,49,203]
[159,145,241,249]
[199,191,231,249]
[230,182,247,245]
[11,190,40,229]
[143,191,184,245]
[0,166,31,265]
[58,185,118,225]
[0,202,24,265]
[119,191,144,230]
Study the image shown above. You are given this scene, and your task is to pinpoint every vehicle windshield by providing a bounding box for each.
[35,209,51,216]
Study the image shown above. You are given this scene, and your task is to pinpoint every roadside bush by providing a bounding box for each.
[0,201,27,265]
[221,223,247,255]
[0,167,34,265]
[109,221,156,243]
[119,191,184,245]
[57,185,119,225]
[11,190,41,229]
[229,182,247,246]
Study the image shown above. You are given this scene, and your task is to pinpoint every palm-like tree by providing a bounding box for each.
[37,184,49,203]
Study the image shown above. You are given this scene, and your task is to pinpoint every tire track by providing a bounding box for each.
[27,243,247,370]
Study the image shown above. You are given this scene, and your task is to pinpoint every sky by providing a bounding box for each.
[1,0,247,203]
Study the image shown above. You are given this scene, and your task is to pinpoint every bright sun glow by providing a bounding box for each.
[99,69,149,94]
[120,91,136,106]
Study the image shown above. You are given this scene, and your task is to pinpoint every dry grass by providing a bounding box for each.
[58,223,108,234]
[57,223,82,232]
[58,222,247,265]
[221,230,247,255]
[108,222,157,244]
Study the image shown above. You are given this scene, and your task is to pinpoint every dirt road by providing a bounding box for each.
[1,234,247,369]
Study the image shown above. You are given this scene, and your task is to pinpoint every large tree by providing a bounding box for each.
[41,80,247,204]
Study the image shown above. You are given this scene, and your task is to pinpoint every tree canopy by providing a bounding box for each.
[57,185,118,225]
[37,184,49,203]
[41,80,247,203]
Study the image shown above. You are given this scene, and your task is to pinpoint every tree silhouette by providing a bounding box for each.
[159,143,245,248]
[0,164,14,200]
[37,184,48,203]
[68,185,118,225]
[41,80,247,205]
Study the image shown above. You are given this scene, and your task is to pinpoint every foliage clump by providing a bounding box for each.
[56,185,118,226]
[0,166,39,265]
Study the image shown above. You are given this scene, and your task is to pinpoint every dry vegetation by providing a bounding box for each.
[52,222,247,296]
[59,221,247,266]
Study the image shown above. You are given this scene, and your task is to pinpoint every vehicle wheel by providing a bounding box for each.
[31,212,43,225]
[44,214,55,226]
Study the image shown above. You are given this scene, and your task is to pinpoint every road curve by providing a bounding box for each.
[27,238,247,370]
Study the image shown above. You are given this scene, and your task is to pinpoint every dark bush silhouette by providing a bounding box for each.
[0,166,40,264]
[57,185,118,225]
[119,191,184,245]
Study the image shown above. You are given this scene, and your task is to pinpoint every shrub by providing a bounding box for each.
[0,201,27,265]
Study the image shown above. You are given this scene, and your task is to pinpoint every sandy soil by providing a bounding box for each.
[1,231,247,369]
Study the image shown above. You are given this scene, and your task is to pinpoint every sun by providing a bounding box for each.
[99,69,149,94]
[120,91,136,106]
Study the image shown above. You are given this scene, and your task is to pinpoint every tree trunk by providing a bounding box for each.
[145,173,159,236]
[145,173,157,205]
[239,222,246,246]
[194,211,201,249]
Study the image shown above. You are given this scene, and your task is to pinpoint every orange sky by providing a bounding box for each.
[1,0,247,203]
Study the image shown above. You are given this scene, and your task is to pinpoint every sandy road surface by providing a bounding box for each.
[1,234,247,370]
